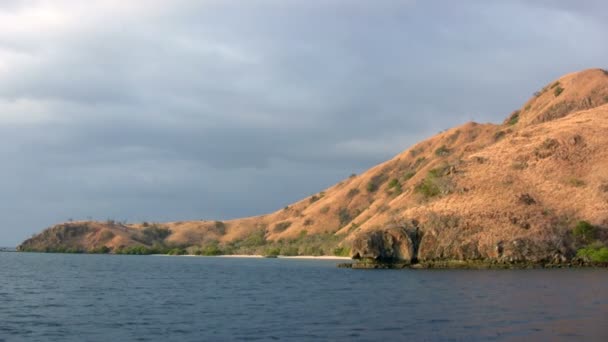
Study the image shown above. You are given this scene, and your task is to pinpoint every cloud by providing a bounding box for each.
[0,0,607,245]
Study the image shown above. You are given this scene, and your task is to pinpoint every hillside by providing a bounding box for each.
[19,68,608,265]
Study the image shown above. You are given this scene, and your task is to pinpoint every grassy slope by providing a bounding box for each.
[19,69,608,259]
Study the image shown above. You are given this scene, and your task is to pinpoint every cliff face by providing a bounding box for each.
[19,69,608,264]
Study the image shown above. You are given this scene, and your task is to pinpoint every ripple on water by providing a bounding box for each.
[1,254,608,341]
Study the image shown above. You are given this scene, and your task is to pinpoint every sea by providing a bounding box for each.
[1,252,607,341]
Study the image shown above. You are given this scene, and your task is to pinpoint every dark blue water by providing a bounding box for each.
[1,253,607,341]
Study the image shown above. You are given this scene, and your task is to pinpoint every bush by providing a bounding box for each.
[115,245,155,255]
[333,246,350,257]
[320,206,330,214]
[141,225,171,244]
[403,171,416,181]
[347,188,360,198]
[213,221,226,235]
[89,246,111,254]
[274,221,292,233]
[167,247,187,255]
[241,230,267,247]
[199,242,223,256]
[263,247,281,257]
[577,245,608,262]
[366,173,387,193]
[415,178,441,198]
[506,111,520,126]
[414,166,452,199]
[572,221,597,243]
[435,145,451,157]
[338,208,352,226]
[554,86,564,97]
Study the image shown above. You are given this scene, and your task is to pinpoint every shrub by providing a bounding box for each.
[199,242,223,256]
[347,188,360,198]
[349,173,357,178]
[274,221,292,233]
[309,195,320,203]
[577,244,608,262]
[403,171,416,181]
[333,246,351,257]
[434,145,451,157]
[303,218,314,226]
[413,157,426,168]
[554,86,564,97]
[320,206,330,214]
[263,247,281,257]
[572,221,597,243]
[141,225,171,244]
[241,230,267,247]
[338,208,352,226]
[167,247,187,255]
[388,179,399,188]
[89,246,111,254]
[567,177,585,187]
[506,111,520,126]
[415,178,441,198]
[213,221,226,235]
[115,245,154,255]
[494,130,506,141]
[414,166,452,199]
[366,173,387,193]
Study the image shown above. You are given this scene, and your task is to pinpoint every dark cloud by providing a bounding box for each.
[1,0,607,245]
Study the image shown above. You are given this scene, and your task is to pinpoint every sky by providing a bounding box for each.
[1,0,607,246]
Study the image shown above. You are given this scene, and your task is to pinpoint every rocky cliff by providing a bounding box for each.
[19,69,608,266]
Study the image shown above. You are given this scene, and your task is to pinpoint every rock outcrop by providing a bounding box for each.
[350,226,419,263]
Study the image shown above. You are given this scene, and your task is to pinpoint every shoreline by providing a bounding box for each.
[153,254,351,260]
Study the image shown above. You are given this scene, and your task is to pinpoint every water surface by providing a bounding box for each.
[1,253,607,341]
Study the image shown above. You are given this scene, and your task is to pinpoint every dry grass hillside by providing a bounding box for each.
[19,68,608,263]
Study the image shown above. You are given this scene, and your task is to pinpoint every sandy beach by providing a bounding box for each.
[157,254,351,260]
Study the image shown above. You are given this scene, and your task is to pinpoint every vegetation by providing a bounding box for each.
[366,173,387,193]
[414,165,453,199]
[567,177,585,187]
[88,246,111,254]
[577,242,608,263]
[434,145,451,157]
[274,221,292,233]
[554,86,564,97]
[197,241,223,256]
[347,188,360,198]
[333,246,351,257]
[572,221,597,244]
[403,171,416,181]
[263,247,281,257]
[506,110,520,126]
[213,221,226,235]
[140,225,171,245]
[387,178,402,195]
[414,177,441,198]
[338,208,352,226]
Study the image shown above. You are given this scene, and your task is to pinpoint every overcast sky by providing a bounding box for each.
[1,0,607,246]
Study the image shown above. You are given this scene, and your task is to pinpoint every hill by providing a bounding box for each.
[19,69,608,266]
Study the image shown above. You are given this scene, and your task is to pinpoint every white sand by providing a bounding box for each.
[278,256,351,260]
[154,254,351,260]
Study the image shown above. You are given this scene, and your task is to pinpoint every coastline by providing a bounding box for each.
[153,254,351,260]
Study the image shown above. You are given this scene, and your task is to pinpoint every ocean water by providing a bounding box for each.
[1,253,607,341]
